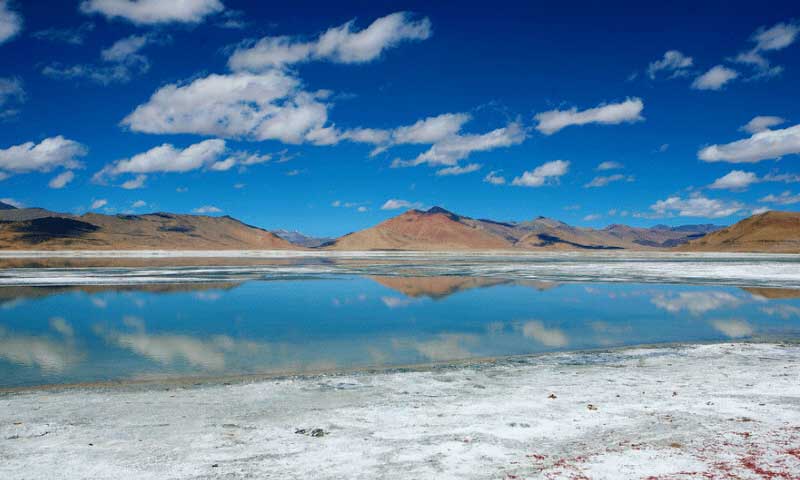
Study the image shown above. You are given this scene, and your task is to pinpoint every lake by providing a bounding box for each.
[1,252,799,389]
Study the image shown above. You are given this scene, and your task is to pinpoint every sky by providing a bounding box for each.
[0,0,799,237]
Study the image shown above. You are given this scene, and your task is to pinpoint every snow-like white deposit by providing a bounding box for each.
[2,343,799,479]
[1,252,799,287]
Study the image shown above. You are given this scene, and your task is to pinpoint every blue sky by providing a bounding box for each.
[0,0,798,236]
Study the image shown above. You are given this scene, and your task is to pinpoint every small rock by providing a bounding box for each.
[310,428,326,437]
[548,393,557,399]
[587,404,598,411]
[211,464,219,468]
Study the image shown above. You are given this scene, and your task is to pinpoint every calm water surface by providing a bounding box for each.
[1,255,799,388]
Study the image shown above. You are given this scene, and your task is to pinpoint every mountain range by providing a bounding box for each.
[0,202,797,253]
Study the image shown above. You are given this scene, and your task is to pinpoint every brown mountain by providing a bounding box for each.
[678,211,800,253]
[0,208,297,250]
[327,207,721,251]
[328,207,513,250]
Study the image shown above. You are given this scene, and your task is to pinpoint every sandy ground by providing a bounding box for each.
[1,343,799,479]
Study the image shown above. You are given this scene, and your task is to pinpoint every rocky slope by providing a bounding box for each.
[678,211,800,253]
[0,207,297,250]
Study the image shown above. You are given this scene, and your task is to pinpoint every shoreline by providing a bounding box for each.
[2,342,799,479]
[2,338,799,395]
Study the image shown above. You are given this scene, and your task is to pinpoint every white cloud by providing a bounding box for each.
[80,0,223,25]
[43,33,164,85]
[193,205,222,214]
[691,65,738,90]
[0,0,22,45]
[121,174,146,189]
[131,200,146,208]
[390,113,470,145]
[0,136,87,175]
[584,173,633,188]
[0,76,24,117]
[708,170,758,190]
[0,197,23,208]
[511,160,570,187]
[95,139,271,187]
[596,161,623,171]
[583,214,601,221]
[698,124,800,163]
[91,199,108,210]
[733,22,799,78]
[436,163,481,176]
[483,170,506,185]
[397,122,525,167]
[534,98,644,135]
[650,194,742,218]
[740,115,785,134]
[228,12,431,71]
[123,71,331,144]
[760,190,800,205]
[32,22,95,45]
[647,50,693,79]
[381,199,422,210]
[48,170,75,189]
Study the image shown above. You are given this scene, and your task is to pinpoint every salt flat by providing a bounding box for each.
[2,342,799,479]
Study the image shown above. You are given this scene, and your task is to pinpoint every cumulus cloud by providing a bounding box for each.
[534,98,644,135]
[193,205,222,214]
[381,199,423,210]
[0,136,87,177]
[583,213,601,221]
[80,0,224,25]
[0,0,22,45]
[691,65,738,90]
[94,139,271,187]
[483,170,506,185]
[740,115,785,134]
[228,12,431,71]
[43,33,164,85]
[708,170,759,190]
[131,200,146,208]
[511,160,569,187]
[0,76,24,118]
[436,163,481,176]
[584,173,634,188]
[698,124,800,163]
[396,122,525,168]
[48,170,75,189]
[760,190,800,205]
[123,71,332,144]
[596,161,623,171]
[647,50,693,79]
[649,194,742,218]
[733,22,799,79]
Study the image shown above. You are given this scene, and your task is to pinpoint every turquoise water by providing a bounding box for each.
[1,266,799,388]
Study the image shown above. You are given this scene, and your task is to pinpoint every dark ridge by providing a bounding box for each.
[150,213,174,219]
[12,217,100,244]
[477,218,516,228]
[158,225,194,233]
[117,214,141,220]
[535,233,624,250]
[425,206,461,221]
[0,201,17,210]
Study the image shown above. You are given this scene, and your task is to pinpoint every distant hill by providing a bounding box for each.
[678,211,800,253]
[326,206,722,251]
[0,201,17,210]
[272,229,335,248]
[0,209,298,250]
